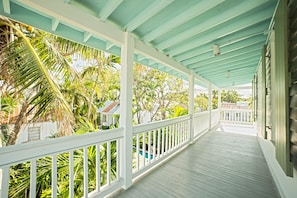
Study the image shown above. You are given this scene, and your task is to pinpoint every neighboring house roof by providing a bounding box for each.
[98,101,120,114]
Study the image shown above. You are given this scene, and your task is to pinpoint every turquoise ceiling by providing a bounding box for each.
[0,0,278,88]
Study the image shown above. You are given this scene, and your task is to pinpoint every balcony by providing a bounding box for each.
[1,0,297,198]
[0,109,279,198]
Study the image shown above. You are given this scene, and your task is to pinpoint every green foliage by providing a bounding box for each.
[169,105,188,118]
[194,94,208,112]
[9,143,118,198]
[133,63,188,123]
[221,90,240,103]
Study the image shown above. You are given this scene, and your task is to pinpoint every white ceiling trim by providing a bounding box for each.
[18,0,215,88]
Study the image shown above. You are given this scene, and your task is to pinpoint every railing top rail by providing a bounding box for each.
[220,108,252,112]
[0,127,124,167]
[133,115,190,134]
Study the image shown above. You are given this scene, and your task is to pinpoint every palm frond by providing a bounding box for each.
[0,18,73,121]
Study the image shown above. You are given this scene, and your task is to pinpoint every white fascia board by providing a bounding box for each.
[19,0,124,45]
[193,73,217,89]
[134,39,190,76]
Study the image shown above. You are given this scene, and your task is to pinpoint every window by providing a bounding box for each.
[28,126,41,141]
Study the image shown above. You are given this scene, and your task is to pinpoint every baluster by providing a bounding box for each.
[107,141,111,185]
[153,130,156,161]
[96,145,101,192]
[116,140,120,180]
[69,151,74,197]
[157,128,161,159]
[161,128,165,156]
[52,155,57,198]
[142,133,146,167]
[136,134,140,170]
[165,126,169,154]
[148,131,151,163]
[0,167,9,198]
[83,147,88,198]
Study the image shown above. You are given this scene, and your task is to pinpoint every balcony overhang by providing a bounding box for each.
[0,0,277,88]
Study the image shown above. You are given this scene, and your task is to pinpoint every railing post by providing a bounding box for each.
[0,167,9,198]
[208,83,212,130]
[218,90,221,122]
[119,31,134,189]
[188,71,194,143]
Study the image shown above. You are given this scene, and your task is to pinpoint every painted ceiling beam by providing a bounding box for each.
[201,66,256,78]
[182,35,265,66]
[105,41,114,51]
[142,0,224,43]
[197,59,259,76]
[83,32,92,43]
[136,54,146,62]
[99,0,123,22]
[134,39,190,75]
[125,0,174,32]
[51,18,60,31]
[202,70,257,83]
[207,74,255,87]
[205,68,256,79]
[19,0,124,45]
[175,21,269,62]
[3,0,10,14]
[173,21,269,62]
[162,5,274,56]
[188,43,263,69]
[193,51,260,71]
[156,0,272,51]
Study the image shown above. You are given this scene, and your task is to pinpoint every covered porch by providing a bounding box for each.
[113,125,278,198]
[1,0,297,198]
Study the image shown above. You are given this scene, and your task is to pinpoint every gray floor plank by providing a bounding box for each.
[112,125,279,198]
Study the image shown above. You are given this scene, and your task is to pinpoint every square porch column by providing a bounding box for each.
[119,32,134,189]
[208,83,212,130]
[188,71,194,143]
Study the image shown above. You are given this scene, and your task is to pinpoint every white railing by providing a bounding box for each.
[211,109,221,128]
[220,109,253,124]
[0,128,124,198]
[132,115,190,178]
[193,111,209,138]
[0,111,221,198]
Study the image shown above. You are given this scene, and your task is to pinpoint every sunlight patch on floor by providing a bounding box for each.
[216,123,257,136]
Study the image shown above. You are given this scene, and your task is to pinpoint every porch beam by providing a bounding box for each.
[98,0,123,22]
[124,0,174,32]
[119,32,134,189]
[3,0,10,14]
[156,0,271,50]
[165,4,274,56]
[182,35,266,65]
[51,18,60,32]
[189,43,263,69]
[143,0,223,43]
[19,0,124,45]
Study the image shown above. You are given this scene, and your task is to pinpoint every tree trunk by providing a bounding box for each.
[7,100,29,145]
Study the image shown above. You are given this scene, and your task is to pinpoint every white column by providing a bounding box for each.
[188,71,194,143]
[119,32,134,189]
[208,84,212,130]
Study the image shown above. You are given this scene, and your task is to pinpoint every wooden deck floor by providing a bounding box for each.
[112,125,279,198]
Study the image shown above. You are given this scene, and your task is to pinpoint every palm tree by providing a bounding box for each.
[0,16,74,144]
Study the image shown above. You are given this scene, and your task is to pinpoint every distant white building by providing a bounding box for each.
[98,101,120,128]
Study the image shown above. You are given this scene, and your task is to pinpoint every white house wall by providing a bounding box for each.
[15,122,57,144]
